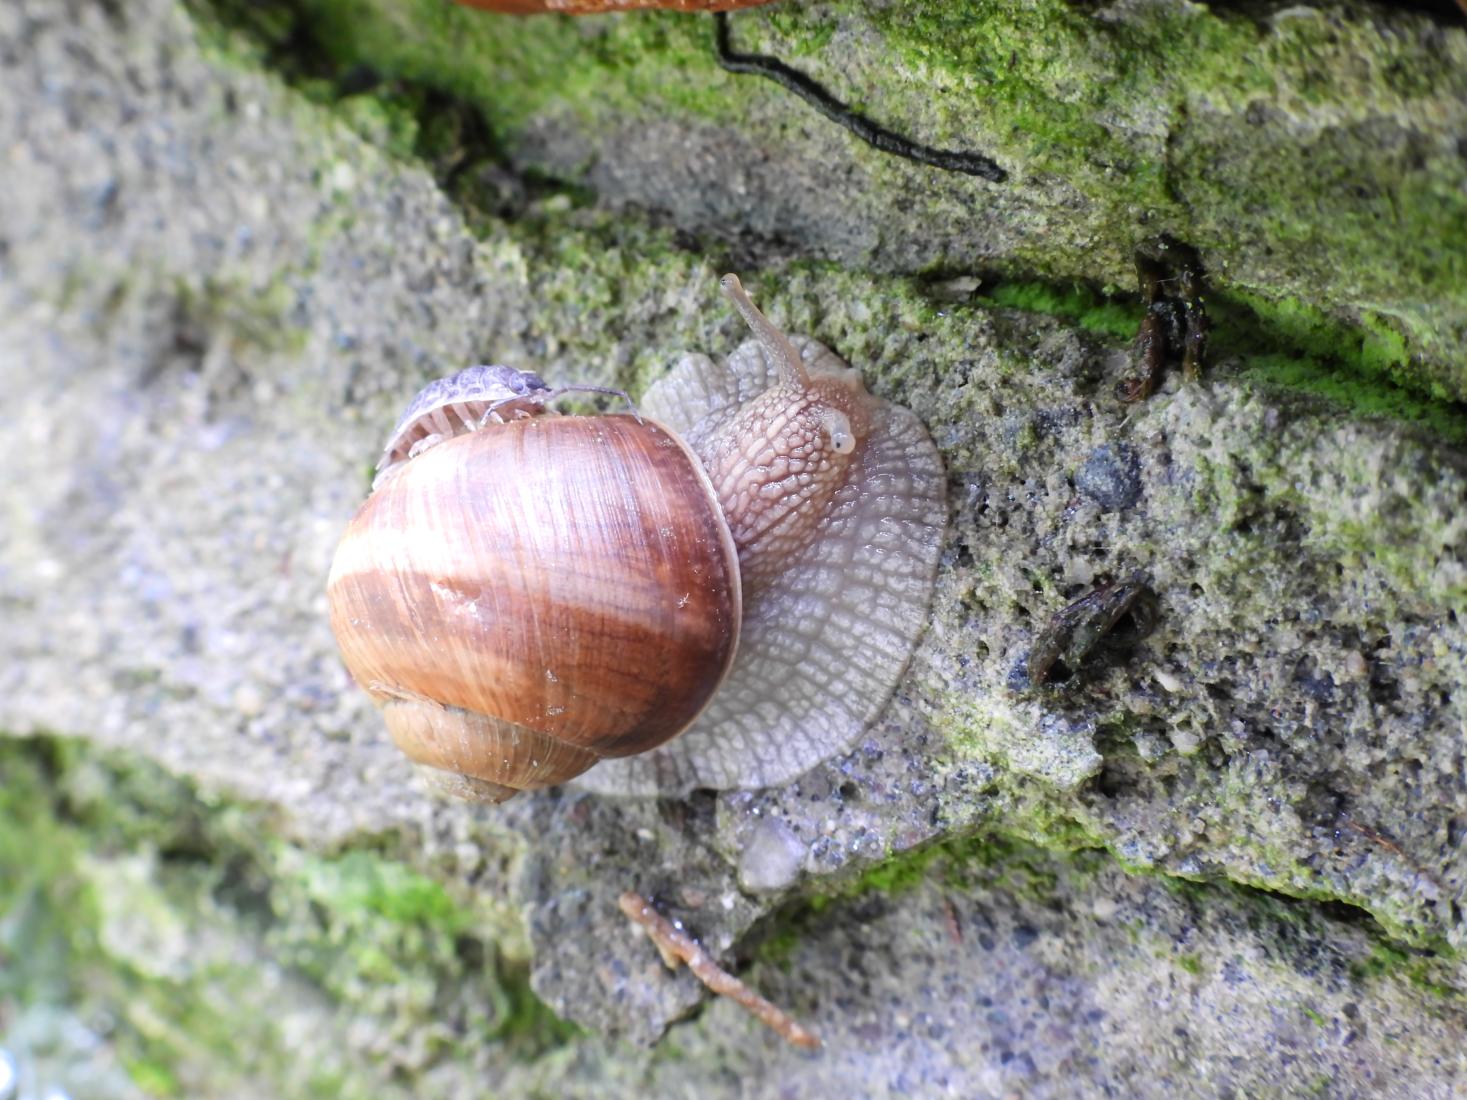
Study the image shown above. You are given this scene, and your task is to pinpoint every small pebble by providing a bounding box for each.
[738,817,807,893]
[1154,668,1183,693]
[1075,443,1142,511]
[233,683,266,718]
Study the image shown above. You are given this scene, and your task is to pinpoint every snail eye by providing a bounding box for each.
[821,408,855,455]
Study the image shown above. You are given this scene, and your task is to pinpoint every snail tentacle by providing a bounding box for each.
[719,274,809,388]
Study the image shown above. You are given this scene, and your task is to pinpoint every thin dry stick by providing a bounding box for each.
[618,891,821,1050]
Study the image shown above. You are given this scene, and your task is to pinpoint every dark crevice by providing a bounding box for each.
[185,0,585,224]
[915,268,1467,442]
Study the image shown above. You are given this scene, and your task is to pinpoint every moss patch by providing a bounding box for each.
[974,279,1141,341]
[823,831,1099,910]
[755,831,1092,966]
[1350,940,1461,1000]
[755,827,1459,999]
[971,273,1467,441]
[188,0,729,143]
[184,0,1467,396]
[0,734,575,1099]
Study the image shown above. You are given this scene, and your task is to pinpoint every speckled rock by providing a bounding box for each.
[1075,442,1142,511]
[1,0,1465,1095]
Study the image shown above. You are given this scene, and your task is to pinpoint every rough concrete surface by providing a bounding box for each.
[1,0,1465,1096]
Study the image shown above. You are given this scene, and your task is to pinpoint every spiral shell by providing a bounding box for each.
[328,412,740,801]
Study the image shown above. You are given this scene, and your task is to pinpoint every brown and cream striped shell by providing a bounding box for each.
[327,275,945,801]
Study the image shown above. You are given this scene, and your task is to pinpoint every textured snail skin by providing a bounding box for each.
[579,326,945,796]
[328,415,741,801]
[454,0,774,12]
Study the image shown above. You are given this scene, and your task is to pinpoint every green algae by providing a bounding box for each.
[190,0,726,138]
[187,0,1467,396]
[172,275,309,356]
[1351,940,1461,1000]
[927,671,1458,951]
[754,831,1091,966]
[0,733,575,1099]
[971,273,1467,441]
[826,832,1098,910]
[1211,291,1467,434]
[974,279,1140,341]
[754,825,1459,1004]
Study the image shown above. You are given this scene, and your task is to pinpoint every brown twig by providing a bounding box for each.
[1340,815,1410,859]
[618,891,821,1050]
[1336,815,1446,898]
[942,897,963,944]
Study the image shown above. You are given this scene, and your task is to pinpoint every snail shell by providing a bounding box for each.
[327,275,944,800]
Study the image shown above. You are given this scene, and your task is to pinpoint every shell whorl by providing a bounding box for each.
[328,414,742,799]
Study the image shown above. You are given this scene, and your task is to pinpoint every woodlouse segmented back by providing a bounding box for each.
[373,365,641,490]
[374,365,554,488]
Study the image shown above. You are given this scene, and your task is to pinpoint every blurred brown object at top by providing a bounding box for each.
[455,0,775,12]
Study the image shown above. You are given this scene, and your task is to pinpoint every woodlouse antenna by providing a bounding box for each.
[544,383,643,422]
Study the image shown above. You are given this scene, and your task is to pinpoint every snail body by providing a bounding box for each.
[327,276,945,800]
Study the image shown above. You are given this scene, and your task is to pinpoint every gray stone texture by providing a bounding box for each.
[1,0,1465,1095]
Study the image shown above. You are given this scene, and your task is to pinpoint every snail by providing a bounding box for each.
[327,275,945,801]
